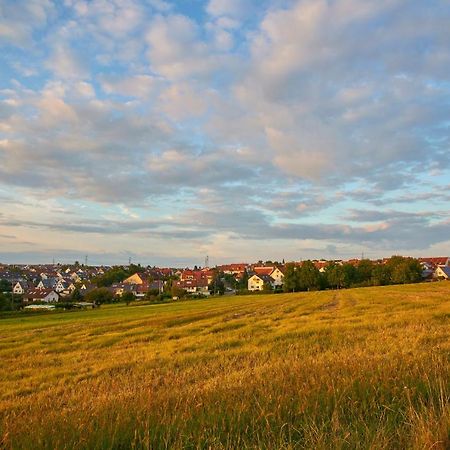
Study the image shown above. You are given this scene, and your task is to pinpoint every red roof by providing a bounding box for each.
[25,288,57,299]
[418,257,449,266]
[253,267,274,276]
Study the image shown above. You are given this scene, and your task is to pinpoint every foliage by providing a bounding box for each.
[388,256,423,284]
[121,291,135,305]
[93,264,146,287]
[283,263,299,292]
[84,288,114,304]
[299,260,321,291]
[171,285,186,299]
[210,271,225,295]
[70,288,84,302]
[0,279,12,293]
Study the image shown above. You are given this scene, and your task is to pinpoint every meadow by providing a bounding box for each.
[0,283,449,449]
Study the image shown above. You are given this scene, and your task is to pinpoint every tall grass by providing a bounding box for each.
[0,283,449,449]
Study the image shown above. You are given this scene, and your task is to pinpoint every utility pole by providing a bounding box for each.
[205,255,209,269]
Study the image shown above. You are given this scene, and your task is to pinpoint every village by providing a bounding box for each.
[0,256,449,311]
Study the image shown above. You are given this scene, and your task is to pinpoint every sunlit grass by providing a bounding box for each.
[0,283,449,449]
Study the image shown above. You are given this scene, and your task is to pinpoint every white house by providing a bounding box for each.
[248,274,274,291]
[24,289,59,303]
[12,281,28,295]
[252,266,285,288]
[435,266,450,280]
[268,267,284,287]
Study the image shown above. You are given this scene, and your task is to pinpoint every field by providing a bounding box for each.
[0,283,449,449]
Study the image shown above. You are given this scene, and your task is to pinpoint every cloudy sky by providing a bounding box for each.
[0,0,449,266]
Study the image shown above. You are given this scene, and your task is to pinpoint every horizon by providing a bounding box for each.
[1,0,450,265]
[1,254,448,268]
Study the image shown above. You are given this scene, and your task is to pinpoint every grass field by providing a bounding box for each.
[0,283,449,449]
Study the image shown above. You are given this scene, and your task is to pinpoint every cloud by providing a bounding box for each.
[145,14,226,80]
[1,0,450,263]
[100,74,160,98]
[0,0,54,46]
[206,0,255,20]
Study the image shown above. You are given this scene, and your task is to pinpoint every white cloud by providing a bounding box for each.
[0,0,54,46]
[206,0,254,20]
[45,42,89,79]
[145,14,221,80]
[100,74,159,98]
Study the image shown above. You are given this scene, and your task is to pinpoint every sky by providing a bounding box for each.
[0,0,450,266]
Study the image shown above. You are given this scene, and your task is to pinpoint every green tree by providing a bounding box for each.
[341,263,357,288]
[371,264,391,286]
[0,293,13,311]
[0,279,12,293]
[356,259,374,285]
[122,291,135,305]
[85,288,114,304]
[325,263,345,289]
[70,288,83,302]
[210,271,225,295]
[94,267,128,287]
[389,257,422,284]
[283,263,299,292]
[238,271,249,290]
[262,281,273,293]
[171,285,186,299]
[298,260,321,291]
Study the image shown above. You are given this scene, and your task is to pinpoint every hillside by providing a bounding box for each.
[0,283,449,449]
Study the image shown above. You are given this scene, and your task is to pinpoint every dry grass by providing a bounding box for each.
[0,283,449,449]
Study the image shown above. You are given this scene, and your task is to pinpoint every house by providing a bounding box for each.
[248,273,274,291]
[174,278,210,296]
[180,270,213,286]
[123,273,148,285]
[12,281,29,295]
[55,279,72,293]
[418,257,450,268]
[435,266,450,280]
[24,289,59,303]
[252,266,285,287]
[37,278,57,290]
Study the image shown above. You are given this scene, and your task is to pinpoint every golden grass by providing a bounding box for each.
[0,283,449,449]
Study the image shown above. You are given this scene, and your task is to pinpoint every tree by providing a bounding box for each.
[298,260,321,291]
[325,263,345,289]
[283,263,299,292]
[94,267,128,287]
[341,263,357,288]
[85,288,114,304]
[70,288,83,302]
[371,264,391,286]
[356,259,374,285]
[122,291,135,305]
[238,271,249,290]
[388,257,422,284]
[0,293,13,311]
[0,279,12,293]
[210,271,225,295]
[171,285,186,299]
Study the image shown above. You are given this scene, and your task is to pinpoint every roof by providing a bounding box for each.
[419,257,449,266]
[25,289,58,299]
[249,273,274,283]
[253,267,274,276]
[437,266,450,277]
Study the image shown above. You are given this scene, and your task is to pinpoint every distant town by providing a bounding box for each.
[0,256,449,312]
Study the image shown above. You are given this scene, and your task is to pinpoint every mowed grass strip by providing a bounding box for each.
[0,283,449,449]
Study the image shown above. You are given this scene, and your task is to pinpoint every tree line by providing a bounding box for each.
[283,256,423,292]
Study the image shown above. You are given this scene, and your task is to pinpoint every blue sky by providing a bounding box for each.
[0,0,450,266]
